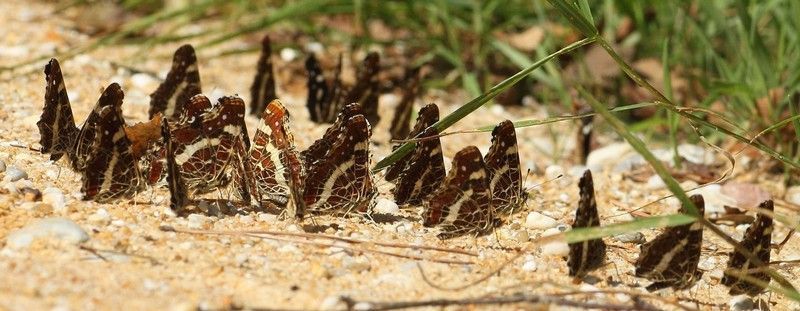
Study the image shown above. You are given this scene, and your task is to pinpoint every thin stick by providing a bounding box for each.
[417,252,525,291]
[162,226,474,265]
[337,293,659,311]
[161,226,476,256]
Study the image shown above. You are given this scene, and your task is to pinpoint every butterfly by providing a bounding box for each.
[389,66,422,140]
[567,170,606,277]
[245,99,305,219]
[166,94,252,202]
[423,146,495,239]
[386,103,445,205]
[249,34,278,117]
[303,113,376,215]
[37,58,79,166]
[344,52,381,126]
[635,194,705,291]
[76,83,144,202]
[149,44,202,120]
[484,120,526,215]
[721,199,774,296]
[302,103,364,169]
[305,53,344,123]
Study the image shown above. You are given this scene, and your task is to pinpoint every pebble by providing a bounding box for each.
[687,184,735,214]
[130,73,156,89]
[678,144,715,165]
[257,213,277,222]
[0,160,5,173]
[5,217,89,248]
[728,295,754,311]
[785,185,800,206]
[645,175,665,190]
[42,187,66,212]
[521,255,538,272]
[280,47,299,62]
[586,143,631,172]
[373,198,399,214]
[342,255,371,273]
[88,208,111,226]
[186,214,209,229]
[612,232,645,244]
[544,164,564,180]
[4,165,27,182]
[525,212,558,229]
[698,257,717,271]
[305,42,324,54]
[319,296,343,310]
[541,241,570,257]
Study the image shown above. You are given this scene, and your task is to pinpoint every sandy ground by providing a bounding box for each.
[1,1,799,310]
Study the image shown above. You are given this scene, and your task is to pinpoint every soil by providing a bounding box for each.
[0,1,798,310]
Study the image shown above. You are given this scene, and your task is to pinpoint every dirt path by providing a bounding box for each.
[0,2,798,310]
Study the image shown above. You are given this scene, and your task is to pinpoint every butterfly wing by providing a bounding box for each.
[567,170,607,277]
[149,44,202,119]
[722,200,773,295]
[303,114,375,215]
[423,146,493,239]
[249,34,277,116]
[389,66,422,140]
[79,84,143,202]
[38,58,79,164]
[390,104,445,205]
[484,120,525,214]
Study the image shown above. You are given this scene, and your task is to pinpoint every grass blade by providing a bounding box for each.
[372,37,596,172]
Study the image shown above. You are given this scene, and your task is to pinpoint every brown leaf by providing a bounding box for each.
[501,26,544,52]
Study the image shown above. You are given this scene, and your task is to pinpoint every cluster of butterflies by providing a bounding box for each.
[569,176,776,296]
[36,35,777,296]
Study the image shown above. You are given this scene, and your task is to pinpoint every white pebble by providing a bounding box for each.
[785,185,800,206]
[3,165,27,182]
[612,232,645,244]
[678,144,715,165]
[5,217,89,248]
[645,175,665,190]
[521,255,537,272]
[698,257,716,271]
[541,241,570,257]
[342,255,371,273]
[558,193,570,203]
[373,198,399,214]
[586,143,632,172]
[490,104,505,116]
[186,214,209,229]
[544,165,564,180]
[88,208,111,226]
[525,212,558,229]
[257,213,277,222]
[305,42,324,54]
[319,296,343,310]
[728,295,754,311]
[130,73,156,89]
[280,48,298,62]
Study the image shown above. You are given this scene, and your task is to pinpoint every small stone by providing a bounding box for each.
[6,217,89,248]
[678,144,715,165]
[20,187,42,201]
[353,302,373,311]
[342,255,371,273]
[277,244,299,254]
[281,48,298,62]
[42,187,66,212]
[130,73,156,89]
[525,212,558,229]
[544,165,564,180]
[728,295,754,311]
[186,214,209,229]
[373,198,399,214]
[257,213,277,222]
[0,160,5,173]
[612,232,645,244]
[698,257,716,271]
[4,166,27,182]
[541,241,570,257]
[319,296,343,310]
[305,42,324,54]
[521,256,537,272]
[645,175,665,190]
[786,185,800,206]
[586,143,632,172]
[88,208,111,226]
